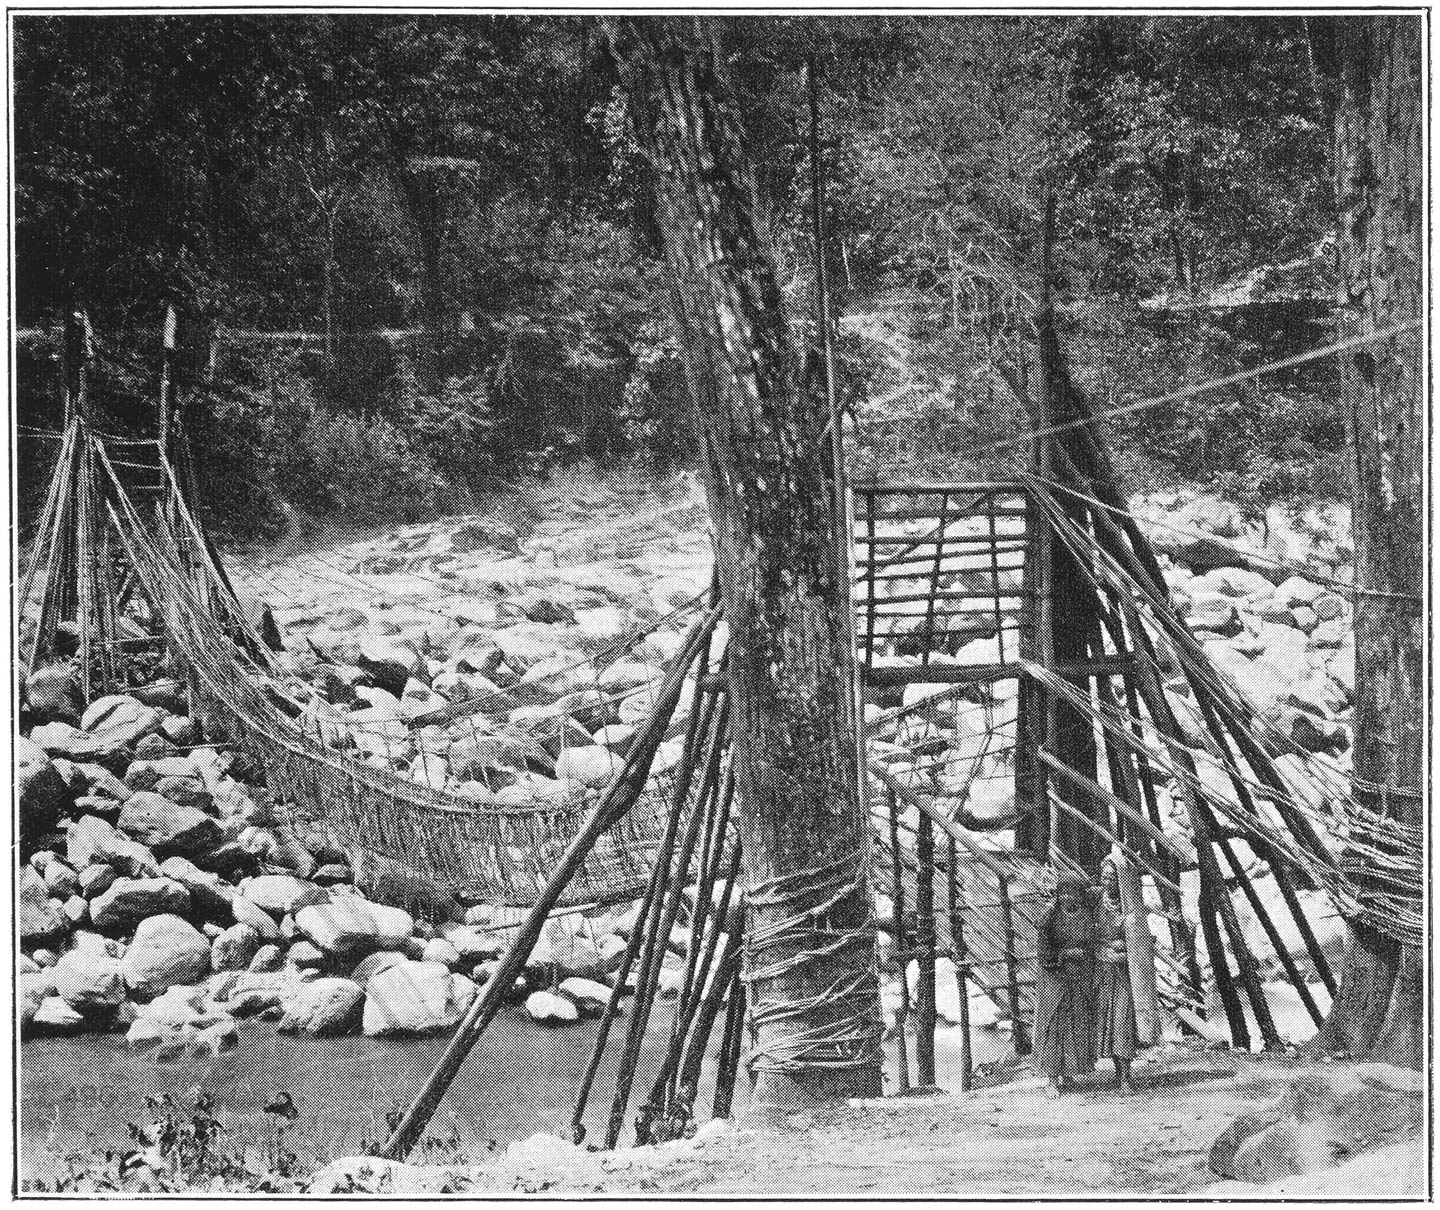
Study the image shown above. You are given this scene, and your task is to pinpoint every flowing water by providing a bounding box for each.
[21,1007,1011,1182]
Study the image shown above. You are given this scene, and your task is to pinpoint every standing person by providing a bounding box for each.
[1095,856,1140,1093]
[1031,873,1097,1098]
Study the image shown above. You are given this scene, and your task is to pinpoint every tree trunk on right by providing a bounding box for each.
[1311,15,1423,1070]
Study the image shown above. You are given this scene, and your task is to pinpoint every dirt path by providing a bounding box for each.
[314,1046,1422,1198]
[632,1048,1267,1197]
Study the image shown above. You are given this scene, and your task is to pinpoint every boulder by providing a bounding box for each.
[52,948,126,1012]
[220,971,296,1017]
[124,756,202,792]
[153,776,214,814]
[1272,576,1323,609]
[121,914,212,1000]
[362,961,478,1035]
[248,945,285,973]
[232,894,283,940]
[1210,648,1290,719]
[66,815,160,877]
[81,694,164,747]
[350,950,407,989]
[32,996,86,1034]
[242,874,328,917]
[18,736,67,852]
[25,665,81,723]
[1313,592,1346,622]
[72,762,134,803]
[554,745,620,789]
[118,792,223,858]
[240,827,317,878]
[528,919,607,982]
[1328,646,1357,699]
[159,856,234,920]
[1187,594,1243,637]
[137,986,231,1037]
[277,977,365,1035]
[421,938,462,968]
[287,940,327,970]
[69,929,124,959]
[525,989,580,1025]
[211,923,263,972]
[161,714,200,747]
[1286,672,1348,720]
[437,925,505,965]
[558,976,613,1016]
[125,1017,168,1051]
[30,722,129,770]
[133,733,181,761]
[1210,1067,1423,1184]
[19,972,52,1029]
[19,869,68,945]
[131,678,189,713]
[295,898,415,957]
[41,858,80,900]
[313,863,353,886]
[62,895,90,927]
[90,877,191,931]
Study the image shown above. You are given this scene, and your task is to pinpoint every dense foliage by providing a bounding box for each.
[14,15,1341,538]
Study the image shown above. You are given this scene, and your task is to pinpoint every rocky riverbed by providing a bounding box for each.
[18,474,1363,1181]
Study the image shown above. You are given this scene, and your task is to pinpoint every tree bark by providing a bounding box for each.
[1311,15,1423,1070]
[606,18,883,1110]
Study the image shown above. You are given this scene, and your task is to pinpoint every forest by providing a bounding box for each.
[16,15,1343,537]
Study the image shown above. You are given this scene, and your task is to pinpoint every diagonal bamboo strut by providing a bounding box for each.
[379,605,721,1161]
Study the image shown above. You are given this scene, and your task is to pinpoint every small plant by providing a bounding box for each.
[24,1090,305,1194]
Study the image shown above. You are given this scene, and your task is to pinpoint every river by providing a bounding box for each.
[21,1007,1010,1182]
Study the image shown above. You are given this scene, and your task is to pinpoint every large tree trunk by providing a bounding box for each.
[606,17,884,1111]
[1311,16,1423,1070]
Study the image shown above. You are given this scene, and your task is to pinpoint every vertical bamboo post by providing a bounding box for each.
[946,837,973,1092]
[915,809,937,1088]
[997,871,1030,1055]
[920,490,949,669]
[887,788,911,1094]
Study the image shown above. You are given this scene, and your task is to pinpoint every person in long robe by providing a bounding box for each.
[1094,856,1140,1092]
[1031,873,1097,1097]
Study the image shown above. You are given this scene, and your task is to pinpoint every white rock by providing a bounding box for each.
[122,914,212,1000]
[555,746,620,789]
[242,875,327,917]
[362,961,477,1035]
[422,938,462,967]
[52,948,126,1012]
[295,898,415,957]
[525,989,580,1025]
[278,977,365,1035]
[558,976,613,1015]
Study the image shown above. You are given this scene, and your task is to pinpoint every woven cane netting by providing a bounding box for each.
[93,437,696,907]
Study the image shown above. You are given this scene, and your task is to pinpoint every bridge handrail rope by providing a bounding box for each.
[1026,471,1423,604]
[856,318,1422,451]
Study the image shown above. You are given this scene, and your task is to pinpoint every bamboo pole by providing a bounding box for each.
[606,694,729,1148]
[887,789,911,1094]
[711,960,746,1119]
[378,608,719,1161]
[946,837,973,1092]
[996,873,1030,1055]
[1213,833,1325,1028]
[915,810,937,1087]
